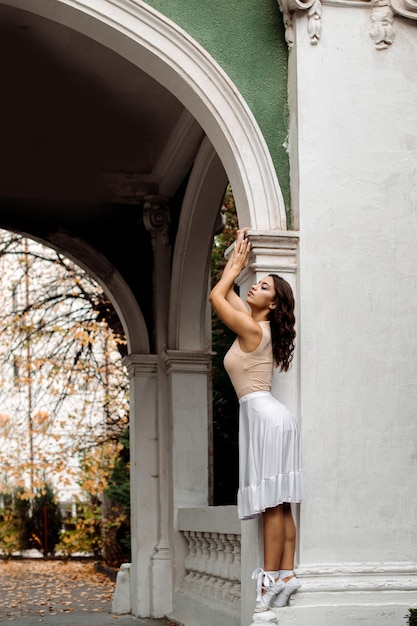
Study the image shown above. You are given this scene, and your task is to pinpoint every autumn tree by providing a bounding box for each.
[0,229,129,555]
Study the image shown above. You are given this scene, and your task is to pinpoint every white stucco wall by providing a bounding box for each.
[290,4,417,620]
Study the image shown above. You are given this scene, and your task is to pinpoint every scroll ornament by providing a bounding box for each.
[391,0,417,18]
[143,195,171,249]
[277,0,322,47]
[278,0,417,50]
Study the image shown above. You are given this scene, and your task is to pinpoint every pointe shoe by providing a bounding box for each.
[252,568,285,612]
[270,576,301,607]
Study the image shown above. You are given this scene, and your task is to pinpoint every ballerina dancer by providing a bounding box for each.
[209,227,304,612]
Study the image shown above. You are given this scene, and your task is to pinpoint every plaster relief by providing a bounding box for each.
[370,0,396,48]
[307,0,323,43]
[279,0,416,50]
[143,195,171,249]
[391,0,417,18]
[277,0,322,47]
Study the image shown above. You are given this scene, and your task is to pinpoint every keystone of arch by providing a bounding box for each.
[1,0,287,230]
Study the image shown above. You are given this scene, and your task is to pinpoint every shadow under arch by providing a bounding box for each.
[1,0,287,231]
[8,227,150,355]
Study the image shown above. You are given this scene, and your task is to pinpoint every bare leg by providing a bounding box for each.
[270,503,301,608]
[262,504,285,572]
[279,502,296,576]
[256,503,299,611]
[252,505,285,612]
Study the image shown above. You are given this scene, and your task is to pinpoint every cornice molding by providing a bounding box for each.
[278,0,416,50]
[228,230,299,286]
[162,350,214,374]
[294,561,417,593]
[123,353,158,377]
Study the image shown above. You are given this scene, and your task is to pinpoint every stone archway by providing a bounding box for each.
[1,0,286,232]
[0,2,292,623]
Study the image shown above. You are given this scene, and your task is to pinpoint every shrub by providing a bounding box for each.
[55,497,103,558]
[29,484,63,556]
[0,489,32,555]
[406,609,417,626]
[0,497,22,556]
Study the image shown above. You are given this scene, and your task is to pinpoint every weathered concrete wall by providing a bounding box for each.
[287,4,417,623]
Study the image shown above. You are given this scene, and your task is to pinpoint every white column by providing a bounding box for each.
[163,350,213,508]
[124,354,159,618]
[124,352,174,618]
[150,353,173,618]
[284,7,417,624]
[163,350,213,592]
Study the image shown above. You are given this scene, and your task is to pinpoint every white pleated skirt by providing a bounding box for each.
[238,390,304,520]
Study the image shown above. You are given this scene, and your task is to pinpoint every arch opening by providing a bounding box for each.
[0,228,131,564]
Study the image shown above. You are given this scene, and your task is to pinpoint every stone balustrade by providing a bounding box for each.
[181,529,241,607]
[174,506,242,626]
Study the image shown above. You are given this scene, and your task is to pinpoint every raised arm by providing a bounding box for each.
[209,229,262,348]
[221,230,252,315]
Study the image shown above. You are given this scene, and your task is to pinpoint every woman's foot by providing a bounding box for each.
[252,568,285,612]
[270,576,301,607]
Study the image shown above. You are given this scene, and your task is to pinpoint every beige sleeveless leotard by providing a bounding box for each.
[223,321,273,399]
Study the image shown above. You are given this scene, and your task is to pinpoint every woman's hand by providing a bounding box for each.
[232,233,251,273]
[209,227,259,338]
[235,227,249,245]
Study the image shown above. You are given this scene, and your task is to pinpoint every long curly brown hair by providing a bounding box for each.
[268,274,296,372]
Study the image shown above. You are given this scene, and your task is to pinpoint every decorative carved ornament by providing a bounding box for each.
[277,0,323,47]
[370,0,395,48]
[277,0,417,49]
[143,195,171,249]
[391,0,417,18]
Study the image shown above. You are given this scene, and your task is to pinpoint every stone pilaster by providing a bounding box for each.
[123,354,160,617]
[162,349,214,599]
[162,349,213,509]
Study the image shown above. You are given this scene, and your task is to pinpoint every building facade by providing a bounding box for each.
[0,1,416,624]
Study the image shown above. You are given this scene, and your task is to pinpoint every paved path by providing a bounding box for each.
[0,560,174,626]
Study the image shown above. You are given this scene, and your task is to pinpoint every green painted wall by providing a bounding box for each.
[145,0,290,218]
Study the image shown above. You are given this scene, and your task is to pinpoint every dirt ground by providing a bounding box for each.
[0,559,115,622]
[0,559,178,626]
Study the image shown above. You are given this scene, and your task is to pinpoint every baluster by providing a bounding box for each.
[228,533,241,603]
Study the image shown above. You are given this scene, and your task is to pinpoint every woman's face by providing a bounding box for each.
[246,276,277,311]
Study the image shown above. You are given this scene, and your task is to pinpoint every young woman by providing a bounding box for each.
[209,227,304,613]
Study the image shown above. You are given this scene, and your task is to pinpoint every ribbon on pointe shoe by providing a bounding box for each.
[251,567,276,603]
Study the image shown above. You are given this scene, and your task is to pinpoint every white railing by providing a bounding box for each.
[181,529,241,607]
[173,506,242,626]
